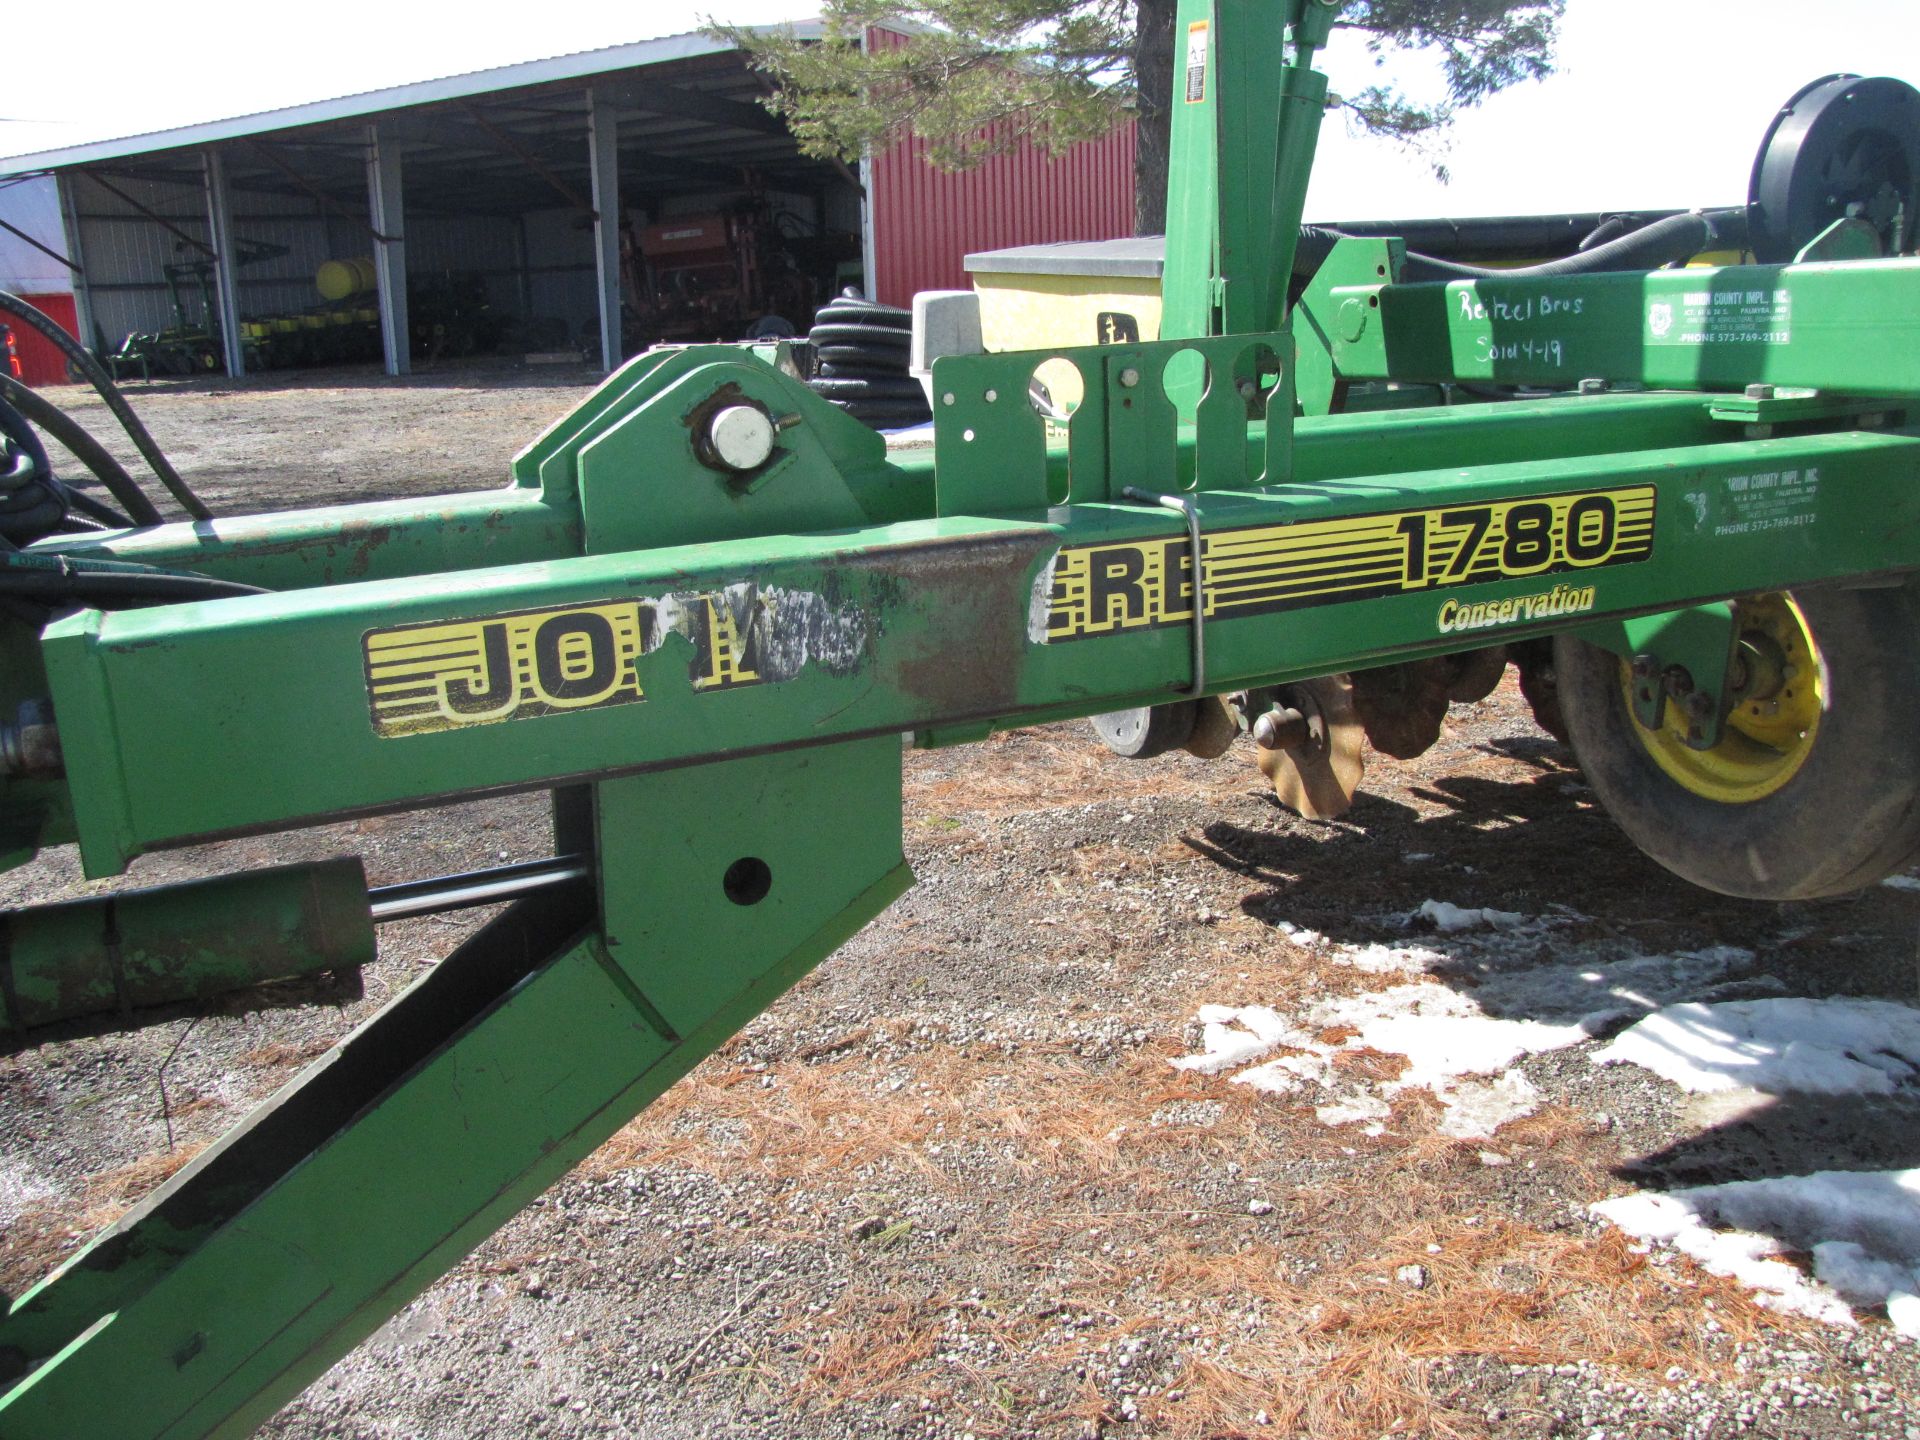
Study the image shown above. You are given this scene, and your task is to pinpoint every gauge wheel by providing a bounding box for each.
[1553,582,1920,899]
[1090,703,1198,759]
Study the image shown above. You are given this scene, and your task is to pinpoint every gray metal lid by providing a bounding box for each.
[963,236,1165,279]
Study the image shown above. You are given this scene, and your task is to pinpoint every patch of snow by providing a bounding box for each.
[1173,980,1590,1137]
[1595,1169,1920,1332]
[1593,997,1920,1096]
[1330,983,1592,1088]
[1170,1004,1304,1075]
[1415,899,1526,933]
[1438,1070,1544,1140]
[1233,1048,1336,1095]
[1334,941,1448,975]
[1316,1093,1391,1128]
[1880,874,1920,892]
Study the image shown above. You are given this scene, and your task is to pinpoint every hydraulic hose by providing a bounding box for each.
[0,398,70,543]
[1395,211,1740,284]
[60,488,135,530]
[0,289,212,521]
[0,550,266,607]
[1578,216,1636,252]
[0,373,160,526]
[1292,209,1747,285]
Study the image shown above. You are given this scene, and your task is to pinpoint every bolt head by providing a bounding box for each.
[1118,367,1142,389]
[707,404,776,472]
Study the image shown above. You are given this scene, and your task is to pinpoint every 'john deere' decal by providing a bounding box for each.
[1041,484,1655,642]
[362,584,866,738]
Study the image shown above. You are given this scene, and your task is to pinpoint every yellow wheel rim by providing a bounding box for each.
[1625,593,1824,804]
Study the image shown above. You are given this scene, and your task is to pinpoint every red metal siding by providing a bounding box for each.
[3,294,79,388]
[866,28,1137,308]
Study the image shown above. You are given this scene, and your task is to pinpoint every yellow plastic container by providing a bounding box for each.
[964,239,1163,352]
[315,257,378,302]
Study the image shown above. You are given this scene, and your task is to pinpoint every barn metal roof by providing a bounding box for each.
[0,23,825,176]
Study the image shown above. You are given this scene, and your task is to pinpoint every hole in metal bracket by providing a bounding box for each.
[723,857,773,906]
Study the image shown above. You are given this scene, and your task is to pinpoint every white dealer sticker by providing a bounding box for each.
[1647,287,1792,346]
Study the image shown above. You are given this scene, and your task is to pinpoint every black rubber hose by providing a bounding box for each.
[0,394,51,484]
[61,488,135,530]
[1396,212,1733,283]
[0,572,257,605]
[0,399,68,542]
[1578,215,1637,252]
[1291,209,1748,284]
[0,551,265,606]
[0,373,161,526]
[0,290,212,521]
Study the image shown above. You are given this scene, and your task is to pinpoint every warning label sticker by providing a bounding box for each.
[1039,485,1656,642]
[1185,21,1209,104]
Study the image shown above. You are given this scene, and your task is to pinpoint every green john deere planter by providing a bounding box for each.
[0,3,1917,1434]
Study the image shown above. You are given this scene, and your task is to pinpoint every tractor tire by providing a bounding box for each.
[838,399,932,428]
[1089,703,1199,760]
[808,323,911,350]
[814,301,911,330]
[809,376,928,401]
[815,361,905,381]
[1553,580,1920,899]
[815,344,911,370]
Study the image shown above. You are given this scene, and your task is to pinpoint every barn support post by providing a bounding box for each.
[54,173,98,353]
[366,120,410,377]
[514,214,535,320]
[202,149,248,378]
[587,88,622,374]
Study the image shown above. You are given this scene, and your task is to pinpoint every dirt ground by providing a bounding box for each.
[3,364,1920,1439]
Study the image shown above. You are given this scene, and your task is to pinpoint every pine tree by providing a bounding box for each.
[719,1,1565,234]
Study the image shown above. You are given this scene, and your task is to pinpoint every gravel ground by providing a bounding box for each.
[2,366,1919,1439]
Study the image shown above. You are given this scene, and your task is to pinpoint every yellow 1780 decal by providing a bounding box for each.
[1042,484,1656,641]
[363,592,769,739]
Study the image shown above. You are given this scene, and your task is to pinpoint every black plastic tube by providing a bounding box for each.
[0,373,160,526]
[0,289,211,521]
[61,489,135,530]
[0,550,267,607]
[0,571,265,606]
[1396,211,1739,284]
[0,399,67,542]
[1292,209,1748,285]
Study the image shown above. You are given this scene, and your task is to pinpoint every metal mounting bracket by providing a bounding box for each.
[1119,487,1207,697]
[1571,602,1741,748]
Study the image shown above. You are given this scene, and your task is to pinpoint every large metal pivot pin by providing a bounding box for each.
[705,404,777,473]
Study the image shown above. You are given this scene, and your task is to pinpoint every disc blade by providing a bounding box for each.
[1182,695,1241,759]
[1256,675,1365,820]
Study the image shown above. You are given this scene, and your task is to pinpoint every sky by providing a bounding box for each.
[2,0,1917,222]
